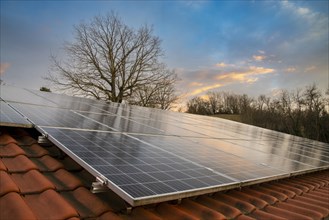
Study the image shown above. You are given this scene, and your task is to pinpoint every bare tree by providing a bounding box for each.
[128,67,179,110]
[46,12,169,103]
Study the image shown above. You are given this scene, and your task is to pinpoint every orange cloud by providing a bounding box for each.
[285,67,296,72]
[216,66,274,83]
[189,82,204,87]
[253,55,266,61]
[189,83,223,96]
[215,62,228,67]
[0,63,10,75]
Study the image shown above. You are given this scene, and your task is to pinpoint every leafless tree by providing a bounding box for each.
[128,67,179,110]
[46,12,177,105]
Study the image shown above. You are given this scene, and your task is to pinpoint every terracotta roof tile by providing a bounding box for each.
[23,189,78,219]
[177,199,227,220]
[43,168,83,191]
[0,143,25,157]
[61,186,113,218]
[128,207,163,220]
[0,192,37,220]
[274,201,323,220]
[209,193,256,214]
[224,190,268,209]
[20,144,49,158]
[30,155,64,172]
[0,160,6,171]
[264,205,313,220]
[1,155,38,173]
[197,195,241,219]
[248,209,286,220]
[0,127,328,220]
[156,203,199,220]
[0,171,20,196]
[285,198,329,216]
[98,211,126,220]
[11,170,55,194]
[13,135,37,146]
[0,133,17,145]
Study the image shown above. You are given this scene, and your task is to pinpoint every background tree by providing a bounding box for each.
[128,67,179,110]
[46,12,178,108]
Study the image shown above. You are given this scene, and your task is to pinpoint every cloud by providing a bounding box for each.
[253,55,266,61]
[0,63,10,75]
[189,83,223,96]
[284,67,296,72]
[216,66,274,83]
[304,65,316,72]
[189,82,204,87]
[215,62,228,67]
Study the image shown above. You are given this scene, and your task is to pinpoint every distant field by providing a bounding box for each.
[211,114,242,123]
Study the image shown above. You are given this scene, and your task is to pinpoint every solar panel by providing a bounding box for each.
[0,101,32,127]
[39,127,238,205]
[9,103,114,131]
[1,87,328,207]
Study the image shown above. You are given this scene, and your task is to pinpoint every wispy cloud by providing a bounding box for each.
[189,83,223,96]
[215,62,228,67]
[216,66,274,83]
[253,55,266,61]
[0,63,10,75]
[304,65,316,72]
[189,82,203,87]
[284,67,296,73]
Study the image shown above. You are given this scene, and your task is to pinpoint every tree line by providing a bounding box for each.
[186,84,329,143]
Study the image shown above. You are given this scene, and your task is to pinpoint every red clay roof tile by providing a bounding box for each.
[156,203,199,220]
[224,190,268,209]
[1,155,38,173]
[274,201,323,220]
[197,195,241,219]
[264,205,313,220]
[61,186,113,218]
[0,143,25,157]
[59,156,83,171]
[11,170,55,194]
[248,209,286,220]
[128,207,163,220]
[285,197,329,216]
[20,144,49,158]
[23,189,78,219]
[30,155,64,172]
[43,168,83,191]
[0,159,7,171]
[211,193,256,214]
[12,135,37,146]
[0,192,37,220]
[98,211,126,220]
[177,199,227,220]
[0,133,17,145]
[0,171,20,196]
[239,188,279,205]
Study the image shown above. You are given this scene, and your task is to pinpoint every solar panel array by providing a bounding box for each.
[0,101,32,127]
[1,85,328,206]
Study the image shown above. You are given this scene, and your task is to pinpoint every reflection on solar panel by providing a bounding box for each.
[1,85,328,206]
[0,101,32,127]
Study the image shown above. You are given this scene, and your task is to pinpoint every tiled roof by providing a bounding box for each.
[0,126,328,220]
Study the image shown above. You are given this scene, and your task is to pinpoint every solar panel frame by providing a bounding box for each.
[0,101,33,128]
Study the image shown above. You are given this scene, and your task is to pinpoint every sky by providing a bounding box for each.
[1,0,328,103]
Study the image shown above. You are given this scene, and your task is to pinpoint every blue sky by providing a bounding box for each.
[1,0,328,101]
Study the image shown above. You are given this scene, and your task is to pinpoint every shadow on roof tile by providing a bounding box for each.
[0,143,25,157]
[0,192,37,220]
[11,170,55,194]
[0,171,20,196]
[1,155,38,173]
[23,189,78,219]
[44,169,83,191]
